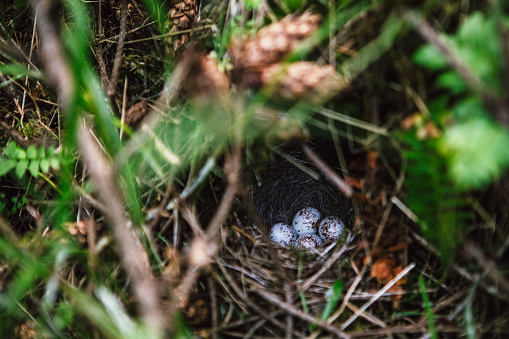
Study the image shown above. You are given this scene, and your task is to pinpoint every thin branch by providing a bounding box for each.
[303,144,353,197]
[0,121,30,148]
[464,240,509,296]
[301,242,354,291]
[215,261,306,338]
[0,23,39,71]
[253,287,351,339]
[208,276,218,339]
[107,0,128,97]
[95,0,109,87]
[78,121,166,333]
[341,262,415,330]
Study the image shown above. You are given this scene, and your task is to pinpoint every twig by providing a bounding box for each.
[348,324,458,337]
[301,242,354,291]
[308,263,369,339]
[410,228,509,303]
[215,262,306,338]
[0,121,29,147]
[206,148,240,239]
[172,148,241,317]
[253,288,351,339]
[346,301,386,328]
[302,144,353,198]
[284,281,293,339]
[95,0,109,87]
[340,262,416,330]
[107,0,128,97]
[0,23,39,70]
[464,240,509,296]
[208,276,218,339]
[237,183,290,283]
[78,122,166,333]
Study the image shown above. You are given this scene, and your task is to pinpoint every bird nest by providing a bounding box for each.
[177,141,413,338]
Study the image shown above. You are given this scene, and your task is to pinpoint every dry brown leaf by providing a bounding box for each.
[370,256,397,284]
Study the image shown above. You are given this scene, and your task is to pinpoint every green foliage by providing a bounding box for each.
[401,133,469,261]
[413,12,509,189]
[0,142,60,179]
[419,276,438,339]
[321,280,343,322]
[0,193,28,217]
[440,116,509,189]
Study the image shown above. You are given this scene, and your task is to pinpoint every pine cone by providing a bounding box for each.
[181,52,230,100]
[230,12,321,88]
[165,0,199,53]
[261,62,346,103]
[125,100,149,126]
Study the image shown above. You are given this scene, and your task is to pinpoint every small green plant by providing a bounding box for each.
[0,193,28,217]
[413,12,509,190]
[0,142,60,179]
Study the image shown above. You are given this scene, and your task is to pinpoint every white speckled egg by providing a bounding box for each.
[270,223,297,246]
[292,207,321,235]
[318,216,345,242]
[294,233,323,250]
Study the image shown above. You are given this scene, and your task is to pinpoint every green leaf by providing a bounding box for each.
[50,158,60,170]
[40,159,50,173]
[440,118,509,189]
[28,160,40,177]
[26,145,37,159]
[3,142,19,158]
[0,158,16,177]
[0,63,44,80]
[419,276,438,339]
[413,45,447,70]
[322,280,343,322]
[38,146,46,159]
[15,160,28,179]
[54,302,74,330]
[47,146,55,158]
[15,148,26,160]
[436,71,466,94]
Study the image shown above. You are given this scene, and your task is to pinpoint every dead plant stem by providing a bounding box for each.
[253,287,351,339]
[107,0,128,97]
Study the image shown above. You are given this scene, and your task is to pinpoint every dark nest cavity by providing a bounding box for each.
[252,142,355,229]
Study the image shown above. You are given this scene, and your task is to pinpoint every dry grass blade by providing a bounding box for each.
[340,262,416,330]
[303,144,353,198]
[253,287,351,339]
[301,242,354,291]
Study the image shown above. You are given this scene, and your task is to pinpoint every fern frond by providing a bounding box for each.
[402,135,470,261]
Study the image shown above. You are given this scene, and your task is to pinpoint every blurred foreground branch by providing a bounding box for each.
[78,121,166,333]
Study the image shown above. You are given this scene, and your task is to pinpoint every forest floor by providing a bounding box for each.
[0,1,509,338]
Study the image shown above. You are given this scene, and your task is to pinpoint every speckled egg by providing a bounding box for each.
[270,223,298,246]
[318,216,345,242]
[292,207,321,235]
[294,233,323,250]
